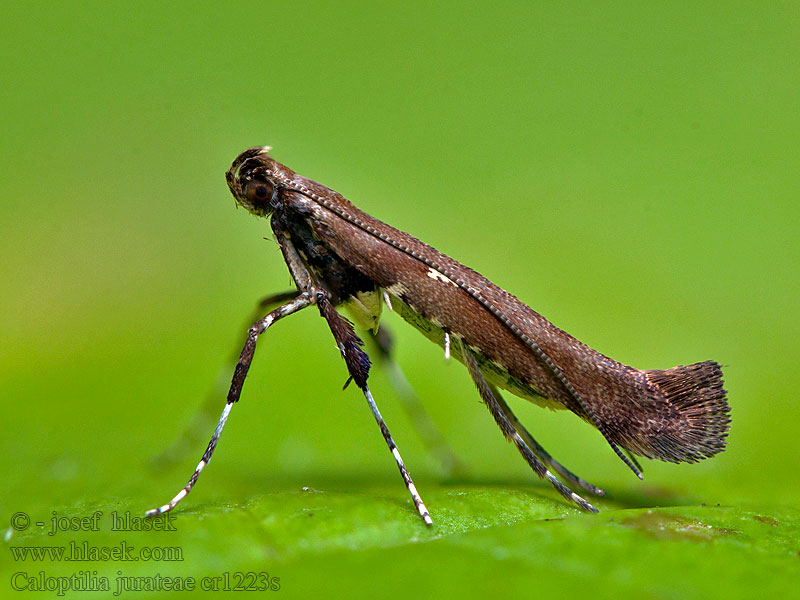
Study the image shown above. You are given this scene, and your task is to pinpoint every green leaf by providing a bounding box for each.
[5,486,798,598]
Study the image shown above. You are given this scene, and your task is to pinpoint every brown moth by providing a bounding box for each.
[147,147,731,524]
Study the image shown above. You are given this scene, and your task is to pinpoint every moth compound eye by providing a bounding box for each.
[245,178,274,207]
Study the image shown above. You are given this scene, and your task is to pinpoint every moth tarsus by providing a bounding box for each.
[147,147,731,523]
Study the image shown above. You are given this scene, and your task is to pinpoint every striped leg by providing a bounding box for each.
[369,326,465,477]
[459,339,598,513]
[145,292,315,517]
[363,385,433,525]
[487,382,604,496]
[623,448,644,476]
[151,291,300,470]
[315,294,432,525]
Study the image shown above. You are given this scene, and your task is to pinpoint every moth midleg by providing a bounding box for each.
[151,290,301,470]
[459,339,598,513]
[368,325,465,476]
[487,381,604,496]
[363,384,433,525]
[146,292,315,516]
[316,294,432,525]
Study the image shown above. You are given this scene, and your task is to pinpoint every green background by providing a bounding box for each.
[2,2,799,598]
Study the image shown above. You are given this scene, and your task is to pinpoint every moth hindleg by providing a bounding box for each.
[487,381,604,496]
[459,339,598,513]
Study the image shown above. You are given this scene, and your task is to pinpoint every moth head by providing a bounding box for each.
[226,146,293,217]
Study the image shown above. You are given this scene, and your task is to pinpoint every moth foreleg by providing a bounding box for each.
[369,325,465,477]
[146,291,315,516]
[459,339,598,513]
[486,381,604,496]
[151,290,301,470]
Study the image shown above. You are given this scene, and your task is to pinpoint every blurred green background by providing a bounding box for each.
[2,2,798,598]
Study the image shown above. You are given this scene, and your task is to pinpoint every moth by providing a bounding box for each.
[147,147,731,524]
